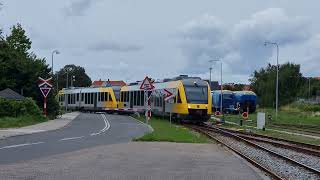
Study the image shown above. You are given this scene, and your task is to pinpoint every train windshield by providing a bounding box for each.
[184,86,208,104]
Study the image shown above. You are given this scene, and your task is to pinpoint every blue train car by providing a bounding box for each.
[233,91,257,113]
[211,90,236,113]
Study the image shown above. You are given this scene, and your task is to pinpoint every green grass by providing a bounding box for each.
[0,115,47,128]
[133,116,210,143]
[221,107,320,127]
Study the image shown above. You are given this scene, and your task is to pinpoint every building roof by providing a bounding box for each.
[107,80,126,87]
[92,80,104,87]
[91,80,126,87]
[0,88,25,100]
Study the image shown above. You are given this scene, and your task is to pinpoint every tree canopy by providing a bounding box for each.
[250,62,306,107]
[55,64,92,89]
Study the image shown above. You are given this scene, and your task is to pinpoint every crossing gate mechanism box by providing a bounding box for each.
[257,112,265,130]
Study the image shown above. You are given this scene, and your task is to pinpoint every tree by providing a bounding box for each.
[250,62,304,107]
[0,24,59,117]
[55,64,92,89]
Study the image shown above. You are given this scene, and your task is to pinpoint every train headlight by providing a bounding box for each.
[188,105,191,108]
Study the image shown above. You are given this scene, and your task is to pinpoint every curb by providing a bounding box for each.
[0,112,80,140]
[129,116,154,133]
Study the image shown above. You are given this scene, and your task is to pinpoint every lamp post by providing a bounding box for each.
[210,59,223,114]
[51,50,60,90]
[264,42,279,121]
[208,60,214,89]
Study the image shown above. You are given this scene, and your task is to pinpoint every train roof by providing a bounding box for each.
[211,90,233,94]
[59,87,113,94]
[121,78,208,91]
[233,91,257,96]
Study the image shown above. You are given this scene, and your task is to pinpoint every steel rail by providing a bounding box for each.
[202,125,320,156]
[212,124,320,151]
[204,125,320,175]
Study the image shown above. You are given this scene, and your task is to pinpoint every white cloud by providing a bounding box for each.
[178,8,313,78]
[88,41,142,52]
[63,0,97,16]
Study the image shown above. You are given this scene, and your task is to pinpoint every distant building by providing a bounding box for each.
[0,88,25,100]
[91,79,126,87]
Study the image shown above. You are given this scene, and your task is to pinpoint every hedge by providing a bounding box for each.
[0,97,43,118]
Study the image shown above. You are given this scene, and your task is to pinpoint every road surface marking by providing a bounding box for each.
[89,114,110,136]
[0,142,45,150]
[59,136,84,141]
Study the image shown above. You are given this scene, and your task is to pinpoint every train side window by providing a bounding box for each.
[76,93,79,101]
[87,93,89,104]
[177,90,182,103]
[134,91,137,105]
[127,92,129,102]
[81,93,84,101]
[130,91,133,104]
[98,92,100,102]
[91,93,94,104]
[120,92,123,102]
[109,93,112,102]
[137,91,140,106]
[141,91,144,106]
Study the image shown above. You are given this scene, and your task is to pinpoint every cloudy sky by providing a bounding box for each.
[1,0,319,84]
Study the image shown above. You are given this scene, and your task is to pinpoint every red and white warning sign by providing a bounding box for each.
[40,87,51,97]
[38,77,53,88]
[139,76,154,90]
[164,89,175,101]
[242,112,249,120]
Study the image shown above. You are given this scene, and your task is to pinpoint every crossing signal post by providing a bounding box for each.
[140,76,155,124]
[38,77,52,116]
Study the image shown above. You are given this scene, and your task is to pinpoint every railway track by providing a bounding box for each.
[185,124,320,180]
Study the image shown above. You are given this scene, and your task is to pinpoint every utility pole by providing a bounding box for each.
[210,59,223,114]
[264,42,279,122]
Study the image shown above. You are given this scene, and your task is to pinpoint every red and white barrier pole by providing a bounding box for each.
[44,97,47,117]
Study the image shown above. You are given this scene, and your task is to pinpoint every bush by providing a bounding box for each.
[0,97,43,118]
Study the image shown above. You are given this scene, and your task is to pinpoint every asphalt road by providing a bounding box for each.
[0,113,150,164]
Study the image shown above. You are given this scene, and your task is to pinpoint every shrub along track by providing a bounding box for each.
[185,123,320,180]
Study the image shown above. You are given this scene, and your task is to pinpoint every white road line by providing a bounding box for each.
[89,114,110,136]
[59,136,84,141]
[0,142,45,150]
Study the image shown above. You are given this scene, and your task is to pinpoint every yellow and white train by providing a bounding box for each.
[58,87,117,112]
[58,78,212,122]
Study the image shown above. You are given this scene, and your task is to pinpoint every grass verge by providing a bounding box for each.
[0,115,47,128]
[219,122,320,145]
[133,116,210,143]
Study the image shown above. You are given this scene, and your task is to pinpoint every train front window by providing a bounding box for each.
[184,86,208,104]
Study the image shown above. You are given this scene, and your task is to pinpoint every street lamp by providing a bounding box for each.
[52,50,60,90]
[210,59,223,114]
[71,75,75,87]
[264,41,279,121]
